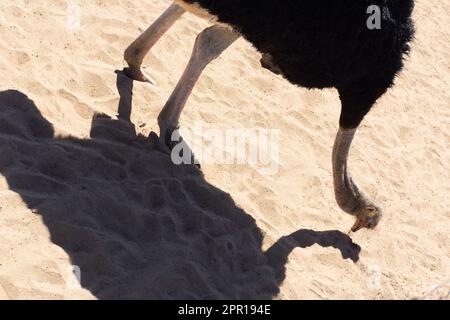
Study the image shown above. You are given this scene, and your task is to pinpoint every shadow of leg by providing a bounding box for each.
[115,69,134,123]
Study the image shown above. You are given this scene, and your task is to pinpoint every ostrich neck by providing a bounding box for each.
[332,128,367,216]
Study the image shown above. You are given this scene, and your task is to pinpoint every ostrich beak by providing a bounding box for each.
[350,218,366,233]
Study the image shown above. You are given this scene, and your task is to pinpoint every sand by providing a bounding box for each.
[0,0,448,299]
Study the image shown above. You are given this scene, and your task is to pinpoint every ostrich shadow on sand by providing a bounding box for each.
[0,71,360,299]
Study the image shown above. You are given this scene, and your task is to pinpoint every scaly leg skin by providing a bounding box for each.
[156,25,239,164]
[124,3,185,84]
[332,127,383,233]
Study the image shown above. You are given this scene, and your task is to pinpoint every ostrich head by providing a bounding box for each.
[350,204,383,233]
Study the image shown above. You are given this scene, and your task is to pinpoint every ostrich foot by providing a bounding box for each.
[149,127,201,168]
[123,65,157,85]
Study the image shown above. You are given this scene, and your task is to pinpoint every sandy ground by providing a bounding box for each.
[0,0,448,299]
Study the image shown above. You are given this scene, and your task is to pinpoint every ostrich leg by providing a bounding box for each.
[157,25,239,151]
[124,3,185,84]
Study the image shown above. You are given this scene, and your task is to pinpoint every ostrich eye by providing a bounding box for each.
[366,206,378,217]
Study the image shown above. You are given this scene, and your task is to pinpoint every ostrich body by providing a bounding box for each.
[124,0,415,232]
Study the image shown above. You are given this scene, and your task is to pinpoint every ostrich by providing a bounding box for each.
[123,0,415,233]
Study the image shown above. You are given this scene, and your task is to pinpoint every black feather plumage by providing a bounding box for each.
[182,0,415,127]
